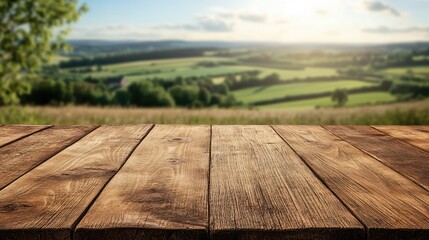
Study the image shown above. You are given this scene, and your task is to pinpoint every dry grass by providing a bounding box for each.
[2,100,429,125]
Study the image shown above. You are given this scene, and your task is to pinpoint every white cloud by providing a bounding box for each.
[364,0,401,17]
[363,25,429,33]
[238,12,267,23]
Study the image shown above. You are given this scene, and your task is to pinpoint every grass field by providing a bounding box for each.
[384,66,429,76]
[84,57,234,78]
[259,92,397,110]
[242,66,338,80]
[233,80,375,103]
[66,56,339,82]
[126,66,252,82]
[2,100,429,125]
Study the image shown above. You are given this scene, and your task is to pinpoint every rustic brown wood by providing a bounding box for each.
[325,126,429,191]
[273,125,429,240]
[0,125,49,148]
[374,126,429,152]
[210,125,364,240]
[0,126,97,190]
[0,125,152,240]
[74,125,210,240]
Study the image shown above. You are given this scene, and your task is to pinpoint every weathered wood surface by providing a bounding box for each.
[75,125,210,240]
[0,126,97,190]
[0,125,49,148]
[0,125,152,240]
[325,126,429,191]
[0,125,428,240]
[374,126,429,152]
[273,126,429,240]
[210,125,364,240]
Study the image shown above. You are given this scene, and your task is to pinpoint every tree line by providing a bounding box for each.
[59,48,216,68]
[17,75,242,108]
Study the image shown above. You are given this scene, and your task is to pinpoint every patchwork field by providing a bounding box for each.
[53,44,429,111]
[384,66,429,76]
[259,92,397,110]
[233,80,375,104]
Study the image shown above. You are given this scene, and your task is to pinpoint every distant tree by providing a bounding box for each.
[25,79,67,105]
[331,89,348,107]
[217,83,230,95]
[198,87,211,106]
[114,89,131,106]
[210,93,224,106]
[0,0,88,105]
[263,73,280,83]
[220,94,240,108]
[128,81,174,107]
[169,85,199,107]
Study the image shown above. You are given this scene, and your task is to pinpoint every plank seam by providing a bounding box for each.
[371,125,429,154]
[0,125,53,149]
[70,124,155,240]
[208,125,212,240]
[324,125,429,192]
[271,125,368,240]
[0,125,101,192]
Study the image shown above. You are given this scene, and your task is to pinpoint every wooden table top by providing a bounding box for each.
[0,125,428,240]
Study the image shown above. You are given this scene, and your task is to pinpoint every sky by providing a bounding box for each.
[68,0,429,43]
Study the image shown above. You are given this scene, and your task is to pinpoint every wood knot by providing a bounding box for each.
[168,137,192,143]
[0,203,31,213]
[167,158,184,165]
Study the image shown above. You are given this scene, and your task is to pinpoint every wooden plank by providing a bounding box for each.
[75,125,210,240]
[273,126,429,240]
[0,125,49,148]
[325,126,429,191]
[374,126,429,152]
[0,125,152,240]
[210,125,364,240]
[0,126,97,190]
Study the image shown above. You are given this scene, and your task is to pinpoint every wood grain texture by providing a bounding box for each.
[0,126,97,190]
[0,125,152,240]
[75,125,210,240]
[273,125,429,240]
[0,125,49,148]
[374,126,429,152]
[325,125,429,191]
[210,125,364,240]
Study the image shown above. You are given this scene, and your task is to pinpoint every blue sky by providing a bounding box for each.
[69,0,429,43]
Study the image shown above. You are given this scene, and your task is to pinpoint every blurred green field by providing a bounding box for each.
[70,56,339,82]
[384,66,429,76]
[85,57,234,78]
[259,92,397,110]
[233,80,375,103]
[126,66,251,82]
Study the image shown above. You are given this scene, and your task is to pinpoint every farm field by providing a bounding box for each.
[259,92,397,110]
[233,80,375,104]
[84,57,235,78]
[384,66,429,76]
[249,66,338,80]
[45,42,429,112]
[126,65,252,82]
[68,56,339,82]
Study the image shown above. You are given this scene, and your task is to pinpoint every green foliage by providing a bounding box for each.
[198,87,211,106]
[26,79,67,105]
[169,85,199,107]
[128,81,175,107]
[0,0,87,105]
[114,89,131,106]
[331,89,349,107]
